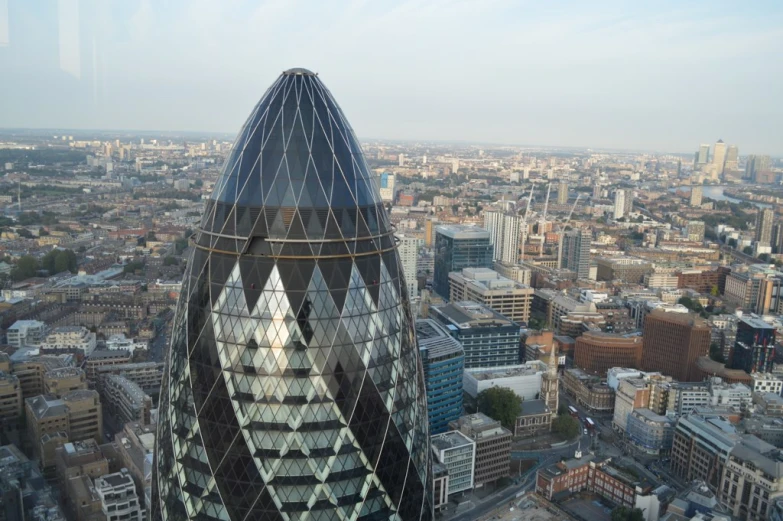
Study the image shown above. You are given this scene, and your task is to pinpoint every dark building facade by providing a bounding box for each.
[730,316,776,374]
[153,69,432,521]
[433,225,493,299]
[641,310,711,382]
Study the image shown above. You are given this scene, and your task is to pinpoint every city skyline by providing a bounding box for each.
[1,1,782,154]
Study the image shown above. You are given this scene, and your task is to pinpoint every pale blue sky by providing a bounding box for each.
[1,0,781,154]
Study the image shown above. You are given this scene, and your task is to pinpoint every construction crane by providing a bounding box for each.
[539,182,552,233]
[557,193,581,269]
[519,187,534,262]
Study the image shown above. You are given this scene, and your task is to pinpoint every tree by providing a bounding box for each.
[477,387,522,430]
[557,404,569,416]
[163,256,179,266]
[743,246,753,255]
[727,238,737,248]
[611,506,645,521]
[551,415,579,440]
[710,284,720,297]
[41,249,77,274]
[11,255,39,281]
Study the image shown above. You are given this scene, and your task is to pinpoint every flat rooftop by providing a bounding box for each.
[431,430,473,452]
[435,224,490,239]
[433,301,518,329]
[467,362,545,381]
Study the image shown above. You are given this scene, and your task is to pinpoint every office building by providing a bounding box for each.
[463,361,547,400]
[724,264,783,314]
[11,355,65,399]
[731,316,776,374]
[0,444,66,521]
[725,144,739,171]
[483,211,520,265]
[449,413,511,488]
[153,69,431,521]
[613,189,633,219]
[596,256,653,283]
[44,367,87,397]
[712,139,727,179]
[432,463,449,511]
[574,332,643,376]
[746,155,773,181]
[378,171,396,202]
[396,233,421,301]
[431,431,476,496]
[557,182,568,204]
[41,326,97,356]
[751,372,783,395]
[26,390,103,467]
[690,185,703,207]
[434,224,493,298]
[55,439,111,521]
[756,208,775,246]
[561,228,591,280]
[100,374,152,426]
[416,319,465,434]
[0,371,22,430]
[6,320,47,347]
[115,422,156,517]
[448,267,534,323]
[671,413,741,491]
[719,436,783,520]
[562,368,616,412]
[84,349,132,383]
[95,469,144,521]
[686,221,705,242]
[613,377,652,433]
[626,408,674,455]
[95,361,163,397]
[641,309,711,382]
[430,301,522,368]
[697,144,710,164]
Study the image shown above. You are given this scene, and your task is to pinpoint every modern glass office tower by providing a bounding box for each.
[154,68,432,521]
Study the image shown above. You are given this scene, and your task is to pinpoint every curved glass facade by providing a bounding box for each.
[154,69,432,521]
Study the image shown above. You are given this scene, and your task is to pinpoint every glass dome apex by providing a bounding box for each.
[283,67,316,76]
[201,69,388,244]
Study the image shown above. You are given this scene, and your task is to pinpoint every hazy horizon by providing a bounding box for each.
[1,1,781,155]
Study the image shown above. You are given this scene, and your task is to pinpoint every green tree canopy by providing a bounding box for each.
[611,506,645,521]
[41,249,77,275]
[551,415,580,440]
[477,387,522,430]
[557,404,570,416]
[11,255,39,281]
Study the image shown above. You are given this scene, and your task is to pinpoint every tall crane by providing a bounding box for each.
[557,193,582,269]
[539,182,552,233]
[519,187,534,262]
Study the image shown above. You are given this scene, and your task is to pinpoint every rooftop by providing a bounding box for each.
[519,398,549,416]
[431,430,474,452]
[415,319,464,360]
[26,395,67,419]
[435,224,490,240]
[467,362,546,381]
[432,301,517,329]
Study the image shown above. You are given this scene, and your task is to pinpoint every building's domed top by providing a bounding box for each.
[198,69,390,250]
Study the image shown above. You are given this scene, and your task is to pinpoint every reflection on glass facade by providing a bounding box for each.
[153,68,432,521]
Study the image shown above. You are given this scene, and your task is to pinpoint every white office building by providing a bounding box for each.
[42,326,97,356]
[6,320,47,347]
[483,211,521,265]
[396,234,421,302]
[94,468,143,521]
[431,430,476,496]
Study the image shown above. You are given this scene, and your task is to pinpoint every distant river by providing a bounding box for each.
[670,185,773,209]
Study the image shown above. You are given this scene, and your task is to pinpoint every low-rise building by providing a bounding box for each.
[562,368,616,412]
[11,355,65,399]
[449,413,511,488]
[41,326,97,357]
[432,462,449,511]
[742,416,783,447]
[105,334,148,354]
[95,362,164,397]
[84,349,132,383]
[754,392,783,417]
[44,367,88,396]
[94,468,144,521]
[752,372,783,395]
[6,319,47,347]
[448,267,534,324]
[515,399,551,437]
[431,430,476,496]
[463,361,546,401]
[626,408,674,455]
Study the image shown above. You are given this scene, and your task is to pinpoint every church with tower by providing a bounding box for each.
[513,343,560,437]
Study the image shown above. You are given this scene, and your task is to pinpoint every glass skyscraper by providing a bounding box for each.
[432,225,493,299]
[153,68,432,521]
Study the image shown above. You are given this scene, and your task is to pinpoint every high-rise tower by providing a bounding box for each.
[483,211,521,265]
[153,69,432,521]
